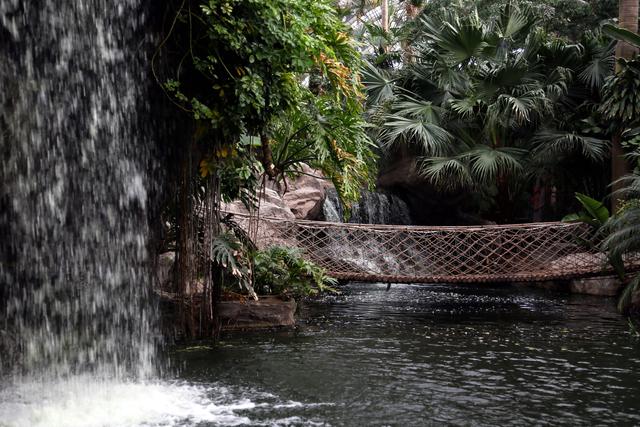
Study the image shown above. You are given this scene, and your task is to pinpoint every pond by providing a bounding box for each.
[3,282,640,426]
[170,283,640,426]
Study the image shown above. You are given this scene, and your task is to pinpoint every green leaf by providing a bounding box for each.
[603,24,640,49]
[575,192,609,226]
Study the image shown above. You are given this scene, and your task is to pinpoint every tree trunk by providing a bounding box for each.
[381,0,389,32]
[612,0,639,211]
[617,0,639,61]
[260,133,279,179]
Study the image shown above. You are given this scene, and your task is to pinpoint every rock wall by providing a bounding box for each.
[223,164,330,220]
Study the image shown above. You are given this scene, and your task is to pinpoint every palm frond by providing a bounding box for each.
[578,42,615,90]
[361,61,396,106]
[531,129,609,162]
[380,115,452,155]
[463,145,525,183]
[418,156,473,191]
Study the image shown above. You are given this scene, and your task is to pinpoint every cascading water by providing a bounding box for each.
[0,0,157,383]
[322,188,412,225]
[0,4,330,426]
[0,2,258,426]
[320,188,412,276]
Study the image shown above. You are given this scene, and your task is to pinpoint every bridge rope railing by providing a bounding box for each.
[226,212,639,283]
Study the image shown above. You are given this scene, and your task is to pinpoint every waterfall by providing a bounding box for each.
[319,189,411,277]
[322,188,412,225]
[0,1,159,383]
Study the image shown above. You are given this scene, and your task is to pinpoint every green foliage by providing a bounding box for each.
[211,232,254,294]
[563,192,626,282]
[422,0,617,41]
[268,95,377,207]
[603,175,640,311]
[363,3,612,220]
[253,246,338,298]
[600,59,640,136]
[160,0,376,206]
[562,193,610,227]
[602,24,640,50]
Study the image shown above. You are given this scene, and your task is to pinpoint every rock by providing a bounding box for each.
[223,187,295,220]
[276,164,331,220]
[222,164,331,221]
[218,296,297,330]
[569,276,622,296]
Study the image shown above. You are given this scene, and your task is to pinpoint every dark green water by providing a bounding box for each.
[173,283,640,426]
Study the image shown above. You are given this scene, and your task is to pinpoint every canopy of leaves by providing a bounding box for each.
[363,3,613,221]
[159,0,375,205]
[421,0,617,41]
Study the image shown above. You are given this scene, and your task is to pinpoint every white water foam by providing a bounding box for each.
[0,380,253,427]
[0,379,333,427]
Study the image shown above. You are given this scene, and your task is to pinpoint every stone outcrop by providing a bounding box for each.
[223,187,296,220]
[569,276,622,296]
[278,164,331,220]
[222,164,330,220]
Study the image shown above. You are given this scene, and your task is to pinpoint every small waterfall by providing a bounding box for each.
[320,189,411,278]
[0,1,158,383]
[322,188,412,225]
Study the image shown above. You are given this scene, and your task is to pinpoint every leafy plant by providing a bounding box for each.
[253,246,338,298]
[562,192,610,228]
[210,232,256,298]
[562,192,624,278]
[363,3,612,221]
[603,175,640,311]
[159,0,376,207]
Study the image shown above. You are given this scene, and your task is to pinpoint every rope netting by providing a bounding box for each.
[229,212,638,283]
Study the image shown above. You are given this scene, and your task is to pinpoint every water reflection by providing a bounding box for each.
[176,283,640,426]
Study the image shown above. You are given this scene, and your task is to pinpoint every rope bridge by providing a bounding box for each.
[231,213,635,283]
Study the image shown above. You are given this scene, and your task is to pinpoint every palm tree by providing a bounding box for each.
[363,4,612,222]
[612,0,639,211]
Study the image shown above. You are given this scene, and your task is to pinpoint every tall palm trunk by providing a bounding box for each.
[612,0,639,211]
[381,0,389,32]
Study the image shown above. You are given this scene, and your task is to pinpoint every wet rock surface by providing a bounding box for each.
[569,276,622,296]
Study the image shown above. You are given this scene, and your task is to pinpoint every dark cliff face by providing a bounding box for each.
[376,146,487,226]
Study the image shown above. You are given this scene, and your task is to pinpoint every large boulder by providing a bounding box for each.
[223,187,295,220]
[223,164,331,221]
[273,164,331,220]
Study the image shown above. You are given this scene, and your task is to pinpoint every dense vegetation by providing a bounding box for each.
[156,0,640,336]
[363,5,614,222]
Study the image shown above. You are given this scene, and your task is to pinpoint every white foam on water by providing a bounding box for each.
[0,379,253,427]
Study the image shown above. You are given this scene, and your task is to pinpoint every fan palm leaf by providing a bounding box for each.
[531,129,610,162]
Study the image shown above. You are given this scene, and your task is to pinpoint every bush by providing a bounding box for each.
[253,246,338,298]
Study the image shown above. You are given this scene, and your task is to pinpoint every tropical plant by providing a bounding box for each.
[562,192,624,278]
[603,175,640,312]
[253,246,338,298]
[563,182,640,313]
[421,0,617,41]
[159,0,375,207]
[605,0,639,209]
[562,193,611,228]
[155,0,374,336]
[363,4,612,221]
